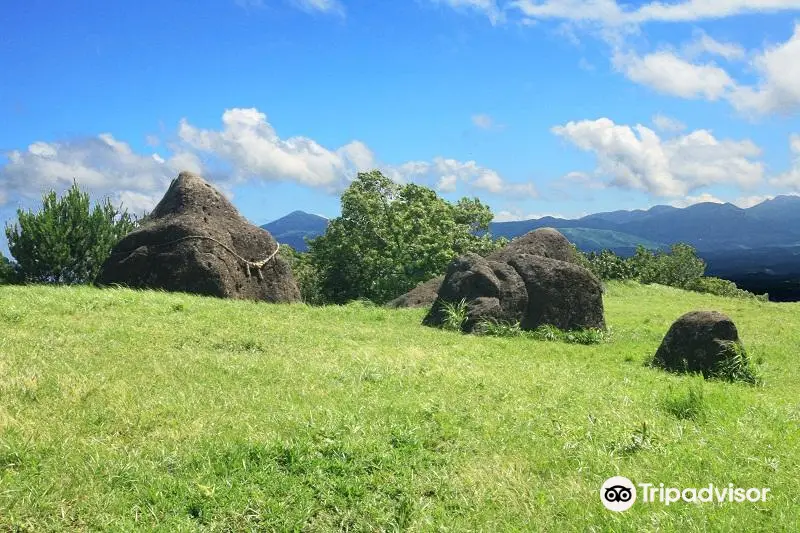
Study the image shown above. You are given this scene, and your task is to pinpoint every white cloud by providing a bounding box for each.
[388,157,538,198]
[770,134,800,190]
[437,174,458,192]
[510,0,800,25]
[472,113,500,130]
[236,0,343,15]
[494,210,565,222]
[1,108,520,214]
[652,114,687,133]
[556,170,606,190]
[728,23,800,115]
[670,193,724,207]
[178,108,371,191]
[683,31,746,61]
[0,134,198,213]
[734,194,776,208]
[552,118,763,197]
[291,0,344,16]
[613,49,734,100]
[432,0,505,24]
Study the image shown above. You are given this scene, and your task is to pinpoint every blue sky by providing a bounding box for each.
[1,0,799,251]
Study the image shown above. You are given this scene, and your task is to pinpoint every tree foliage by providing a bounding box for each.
[279,244,325,305]
[0,252,21,285]
[576,243,763,299]
[308,170,506,304]
[5,182,138,284]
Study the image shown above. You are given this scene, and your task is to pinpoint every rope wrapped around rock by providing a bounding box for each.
[114,235,280,281]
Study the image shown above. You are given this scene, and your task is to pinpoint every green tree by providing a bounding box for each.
[633,243,705,289]
[5,182,138,284]
[0,252,21,284]
[308,170,506,304]
[279,245,324,305]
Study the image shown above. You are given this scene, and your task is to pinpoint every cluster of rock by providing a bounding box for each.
[98,172,300,303]
[420,228,606,333]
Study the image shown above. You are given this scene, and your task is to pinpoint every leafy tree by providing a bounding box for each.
[5,182,138,284]
[633,243,706,289]
[279,245,324,305]
[0,252,21,284]
[582,249,639,281]
[308,170,506,304]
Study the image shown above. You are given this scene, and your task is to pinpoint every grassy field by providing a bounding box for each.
[1,282,798,531]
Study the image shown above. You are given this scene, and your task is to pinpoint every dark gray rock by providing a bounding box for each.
[423,253,527,332]
[386,275,444,309]
[653,311,745,377]
[98,172,301,302]
[488,227,578,264]
[507,254,605,331]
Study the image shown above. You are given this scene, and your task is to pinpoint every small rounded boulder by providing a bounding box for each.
[653,310,746,378]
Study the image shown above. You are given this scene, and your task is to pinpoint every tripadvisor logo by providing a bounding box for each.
[601,476,637,512]
[600,477,771,511]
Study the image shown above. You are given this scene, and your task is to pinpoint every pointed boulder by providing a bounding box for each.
[98,172,301,302]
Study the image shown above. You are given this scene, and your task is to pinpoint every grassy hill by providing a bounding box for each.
[1,284,798,530]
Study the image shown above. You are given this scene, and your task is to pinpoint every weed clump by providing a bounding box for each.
[475,319,610,345]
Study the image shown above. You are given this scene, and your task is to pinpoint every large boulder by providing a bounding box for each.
[386,275,444,309]
[507,254,605,331]
[98,172,301,302]
[423,233,605,333]
[488,227,578,264]
[423,253,527,332]
[653,311,745,378]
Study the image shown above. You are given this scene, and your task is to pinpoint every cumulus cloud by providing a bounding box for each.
[437,2,800,117]
[652,114,687,133]
[683,31,746,61]
[770,134,800,190]
[613,49,734,100]
[670,193,724,207]
[0,134,200,213]
[387,157,537,197]
[615,24,800,115]
[728,23,800,115]
[609,24,800,116]
[510,0,800,25]
[552,118,763,197]
[493,210,566,222]
[178,108,373,192]
[1,108,520,214]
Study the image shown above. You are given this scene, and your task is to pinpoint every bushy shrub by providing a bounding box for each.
[686,276,767,301]
[0,253,22,285]
[575,243,761,300]
[632,244,706,289]
[5,182,138,284]
[582,249,639,281]
[279,245,325,305]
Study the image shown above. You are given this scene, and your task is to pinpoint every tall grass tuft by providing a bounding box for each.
[441,298,469,332]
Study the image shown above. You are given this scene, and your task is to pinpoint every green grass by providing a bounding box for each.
[1,281,798,531]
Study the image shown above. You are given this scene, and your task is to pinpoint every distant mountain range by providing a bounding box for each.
[261,211,328,251]
[262,196,800,301]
